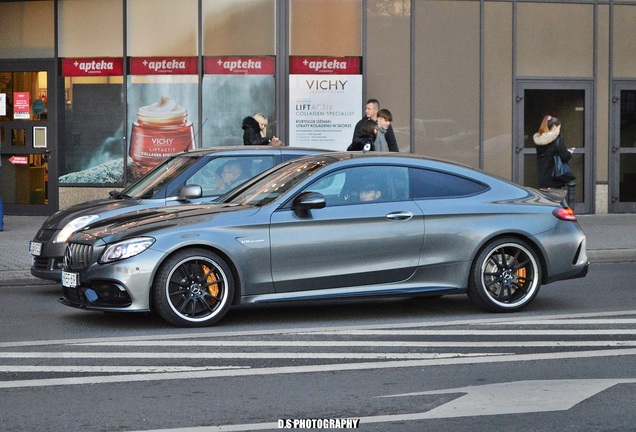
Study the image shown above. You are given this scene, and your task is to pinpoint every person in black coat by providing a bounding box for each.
[347,118,377,151]
[533,115,574,188]
[351,99,398,151]
[242,113,279,145]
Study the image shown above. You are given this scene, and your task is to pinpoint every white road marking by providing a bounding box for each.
[380,379,636,416]
[304,329,636,335]
[0,352,502,360]
[1,348,635,389]
[123,379,636,431]
[2,310,636,348]
[81,340,636,348]
[0,366,246,373]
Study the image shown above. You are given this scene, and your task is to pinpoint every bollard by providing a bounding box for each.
[567,182,576,207]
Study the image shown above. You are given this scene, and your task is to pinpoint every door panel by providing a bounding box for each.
[515,81,592,214]
[610,83,636,212]
[269,165,424,293]
[0,61,56,216]
[270,200,424,293]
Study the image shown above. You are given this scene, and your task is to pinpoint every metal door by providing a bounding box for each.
[0,60,57,216]
[610,81,636,213]
[515,80,593,214]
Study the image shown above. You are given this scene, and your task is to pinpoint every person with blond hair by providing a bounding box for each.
[242,113,280,145]
[533,115,574,189]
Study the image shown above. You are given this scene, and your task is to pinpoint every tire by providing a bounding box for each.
[467,238,541,312]
[152,248,234,327]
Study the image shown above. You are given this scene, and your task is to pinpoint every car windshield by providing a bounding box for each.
[221,156,336,207]
[120,154,201,199]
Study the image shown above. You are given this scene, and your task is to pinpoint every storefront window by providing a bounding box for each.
[202,0,277,147]
[413,0,480,168]
[0,1,54,58]
[58,0,125,185]
[517,3,594,78]
[126,0,199,181]
[613,5,636,77]
[290,0,361,56]
[484,1,513,178]
[366,0,411,152]
[58,73,125,184]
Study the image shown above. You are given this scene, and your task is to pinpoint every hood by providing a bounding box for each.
[42,198,143,230]
[533,129,559,146]
[71,202,258,243]
[242,116,260,131]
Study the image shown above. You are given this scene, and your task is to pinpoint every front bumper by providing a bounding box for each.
[59,248,165,312]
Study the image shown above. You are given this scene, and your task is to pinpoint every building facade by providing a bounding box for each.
[1,0,635,216]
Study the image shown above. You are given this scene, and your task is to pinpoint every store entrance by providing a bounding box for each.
[515,80,593,214]
[610,81,636,213]
[0,60,57,216]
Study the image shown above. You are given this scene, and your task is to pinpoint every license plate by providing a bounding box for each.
[62,271,79,288]
[30,241,42,256]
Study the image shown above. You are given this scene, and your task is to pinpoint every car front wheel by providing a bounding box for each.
[468,238,541,312]
[152,249,234,327]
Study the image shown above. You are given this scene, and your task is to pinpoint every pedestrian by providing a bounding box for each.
[374,108,394,152]
[242,113,280,146]
[533,115,575,190]
[351,99,398,151]
[347,118,377,151]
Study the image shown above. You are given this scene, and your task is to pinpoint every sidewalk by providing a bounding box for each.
[1,213,636,287]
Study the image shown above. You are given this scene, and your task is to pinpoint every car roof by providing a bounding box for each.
[175,146,333,157]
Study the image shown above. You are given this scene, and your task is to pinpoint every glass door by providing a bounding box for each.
[0,60,56,216]
[610,82,636,213]
[515,80,593,214]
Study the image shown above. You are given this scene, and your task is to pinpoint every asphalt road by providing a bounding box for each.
[1,262,635,431]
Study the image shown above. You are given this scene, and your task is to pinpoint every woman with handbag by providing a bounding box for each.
[533,115,575,190]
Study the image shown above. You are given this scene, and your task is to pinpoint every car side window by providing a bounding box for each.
[186,156,275,197]
[306,165,409,206]
[409,167,488,199]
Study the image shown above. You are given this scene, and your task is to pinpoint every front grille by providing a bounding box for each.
[64,243,93,271]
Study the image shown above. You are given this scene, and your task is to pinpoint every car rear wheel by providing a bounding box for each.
[468,238,541,312]
[152,249,234,327]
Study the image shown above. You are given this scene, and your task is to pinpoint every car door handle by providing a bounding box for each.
[386,211,413,221]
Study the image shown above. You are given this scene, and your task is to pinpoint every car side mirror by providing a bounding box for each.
[293,192,326,216]
[178,184,203,201]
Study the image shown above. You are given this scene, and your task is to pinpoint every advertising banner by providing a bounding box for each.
[289,57,362,150]
[62,58,124,76]
[13,92,30,119]
[130,57,198,75]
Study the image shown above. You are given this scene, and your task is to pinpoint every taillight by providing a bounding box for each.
[553,207,577,221]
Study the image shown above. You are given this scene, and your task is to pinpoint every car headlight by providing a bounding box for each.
[99,237,155,264]
[54,215,100,243]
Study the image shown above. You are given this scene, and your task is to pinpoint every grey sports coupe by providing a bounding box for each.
[60,152,589,327]
[30,146,327,281]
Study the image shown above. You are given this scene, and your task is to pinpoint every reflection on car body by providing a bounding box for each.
[30,146,329,281]
[59,152,589,327]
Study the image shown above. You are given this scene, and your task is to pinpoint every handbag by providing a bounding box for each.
[552,153,575,183]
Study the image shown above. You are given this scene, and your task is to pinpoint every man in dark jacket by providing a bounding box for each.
[351,99,398,152]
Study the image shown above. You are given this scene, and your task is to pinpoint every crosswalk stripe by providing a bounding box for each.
[79,340,636,348]
[1,348,636,389]
[0,352,505,360]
